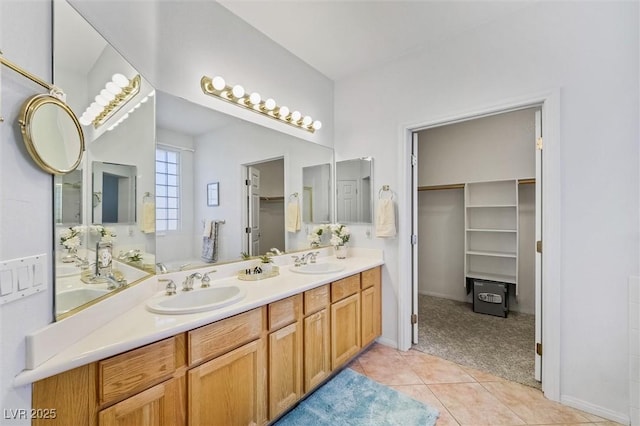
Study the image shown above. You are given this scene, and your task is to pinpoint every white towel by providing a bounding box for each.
[286,201,301,233]
[375,198,396,238]
[141,201,155,233]
[203,220,213,238]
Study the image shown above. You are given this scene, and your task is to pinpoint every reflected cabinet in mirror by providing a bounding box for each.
[53,0,334,319]
[336,157,373,224]
[53,0,156,318]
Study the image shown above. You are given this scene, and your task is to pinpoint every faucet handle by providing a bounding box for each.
[309,251,320,263]
[291,255,301,267]
[159,278,177,295]
[201,269,217,288]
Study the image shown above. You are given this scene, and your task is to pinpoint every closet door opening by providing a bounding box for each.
[411,107,542,388]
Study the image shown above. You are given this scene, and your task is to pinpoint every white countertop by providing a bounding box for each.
[15,248,383,387]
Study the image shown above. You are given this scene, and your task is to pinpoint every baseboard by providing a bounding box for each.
[419,290,468,302]
[560,394,630,425]
[376,336,398,350]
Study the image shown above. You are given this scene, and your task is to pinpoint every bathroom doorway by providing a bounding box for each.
[409,106,543,387]
[243,157,285,257]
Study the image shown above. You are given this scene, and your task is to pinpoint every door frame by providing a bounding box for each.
[397,90,561,401]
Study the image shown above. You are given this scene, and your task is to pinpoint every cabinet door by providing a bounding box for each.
[331,293,361,369]
[99,377,185,426]
[303,309,330,392]
[361,282,381,347]
[269,322,303,419]
[188,339,266,426]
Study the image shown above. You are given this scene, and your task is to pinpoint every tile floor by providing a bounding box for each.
[348,343,622,426]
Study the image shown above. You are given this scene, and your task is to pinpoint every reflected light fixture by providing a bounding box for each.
[79,73,141,128]
[201,75,322,133]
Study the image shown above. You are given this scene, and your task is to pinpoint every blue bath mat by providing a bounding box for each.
[275,368,439,426]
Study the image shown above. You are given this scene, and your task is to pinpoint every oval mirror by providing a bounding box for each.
[19,94,85,175]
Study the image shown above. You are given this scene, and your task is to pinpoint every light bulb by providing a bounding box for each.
[88,104,102,115]
[105,82,122,95]
[312,120,323,130]
[112,73,129,88]
[278,106,289,119]
[212,76,226,91]
[122,113,130,120]
[95,95,108,107]
[291,111,301,122]
[232,85,245,98]
[302,116,312,126]
[141,96,149,104]
[100,89,115,101]
[148,90,155,97]
[79,116,92,126]
[249,92,261,105]
[264,98,276,111]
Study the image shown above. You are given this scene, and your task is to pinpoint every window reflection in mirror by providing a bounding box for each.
[336,157,373,224]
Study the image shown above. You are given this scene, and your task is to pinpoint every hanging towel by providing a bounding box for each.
[375,198,397,238]
[286,201,301,233]
[141,201,155,233]
[203,219,213,238]
[201,221,219,263]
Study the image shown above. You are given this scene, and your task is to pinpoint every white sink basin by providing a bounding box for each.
[56,288,110,314]
[56,264,81,277]
[289,262,345,275]
[146,286,246,315]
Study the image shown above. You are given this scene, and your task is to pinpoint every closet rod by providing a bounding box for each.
[518,178,536,185]
[418,183,465,191]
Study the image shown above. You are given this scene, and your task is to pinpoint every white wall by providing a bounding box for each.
[334,1,638,420]
[0,2,54,424]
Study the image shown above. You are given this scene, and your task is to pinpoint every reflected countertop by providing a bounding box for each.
[15,247,384,387]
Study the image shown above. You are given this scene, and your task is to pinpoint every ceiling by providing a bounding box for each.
[218,1,536,81]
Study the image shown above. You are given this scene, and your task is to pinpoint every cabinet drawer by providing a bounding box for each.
[98,337,177,405]
[361,266,381,289]
[331,274,360,303]
[269,294,302,331]
[189,307,264,366]
[304,285,329,315]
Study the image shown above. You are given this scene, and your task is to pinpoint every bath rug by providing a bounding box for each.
[275,368,439,426]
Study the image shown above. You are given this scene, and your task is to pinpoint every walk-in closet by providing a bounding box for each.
[413,107,540,387]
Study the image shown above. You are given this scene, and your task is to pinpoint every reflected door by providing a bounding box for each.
[337,180,357,223]
[247,167,261,256]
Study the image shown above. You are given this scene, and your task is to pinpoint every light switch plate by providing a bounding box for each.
[0,254,47,305]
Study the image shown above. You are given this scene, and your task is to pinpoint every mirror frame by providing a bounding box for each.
[19,94,85,175]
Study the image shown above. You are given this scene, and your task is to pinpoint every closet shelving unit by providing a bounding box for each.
[464,179,519,295]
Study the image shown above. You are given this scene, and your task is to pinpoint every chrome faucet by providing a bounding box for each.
[156,262,168,274]
[201,270,217,288]
[103,273,128,290]
[160,278,177,295]
[269,247,283,256]
[182,272,202,291]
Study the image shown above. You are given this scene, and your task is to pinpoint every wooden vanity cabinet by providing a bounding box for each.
[267,294,303,420]
[361,266,382,347]
[187,307,267,426]
[302,285,330,392]
[32,267,382,426]
[330,275,362,369]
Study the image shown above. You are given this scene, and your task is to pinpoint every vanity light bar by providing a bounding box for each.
[79,74,141,129]
[201,75,322,133]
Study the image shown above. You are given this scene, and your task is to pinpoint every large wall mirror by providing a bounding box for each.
[52,0,334,319]
[336,157,374,224]
[154,92,334,270]
[53,0,156,318]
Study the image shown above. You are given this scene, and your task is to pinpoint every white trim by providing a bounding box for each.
[561,395,630,425]
[397,89,562,402]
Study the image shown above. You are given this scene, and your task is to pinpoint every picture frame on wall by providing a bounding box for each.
[207,182,219,206]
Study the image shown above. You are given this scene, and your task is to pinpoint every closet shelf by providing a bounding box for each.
[467,271,517,284]
[466,228,516,233]
[466,204,517,208]
[466,250,516,258]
